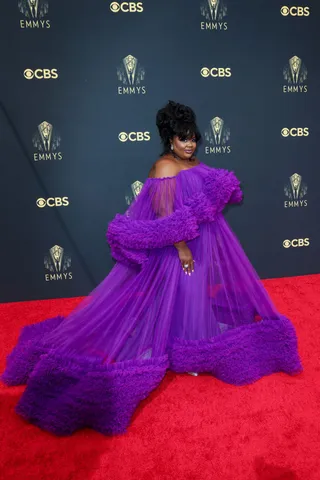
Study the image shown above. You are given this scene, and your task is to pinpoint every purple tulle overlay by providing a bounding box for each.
[1,163,303,436]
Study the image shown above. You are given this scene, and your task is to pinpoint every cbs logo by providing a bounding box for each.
[280,6,310,16]
[24,69,58,80]
[110,2,143,12]
[118,132,150,142]
[283,238,310,248]
[36,197,69,208]
[281,127,309,137]
[200,67,232,78]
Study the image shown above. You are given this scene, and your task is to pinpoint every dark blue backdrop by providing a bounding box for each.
[0,0,319,302]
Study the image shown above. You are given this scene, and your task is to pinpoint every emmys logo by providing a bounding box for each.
[110,2,143,12]
[44,245,72,282]
[280,6,310,16]
[33,121,62,161]
[204,117,231,154]
[24,68,58,80]
[36,197,69,208]
[19,0,50,28]
[118,132,150,142]
[284,173,308,208]
[283,238,310,248]
[125,180,144,205]
[117,55,146,95]
[283,56,307,93]
[281,127,309,137]
[200,67,231,78]
[200,0,228,30]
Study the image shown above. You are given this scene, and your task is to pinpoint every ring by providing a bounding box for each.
[183,263,189,268]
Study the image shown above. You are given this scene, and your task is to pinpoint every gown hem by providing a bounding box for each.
[1,315,303,436]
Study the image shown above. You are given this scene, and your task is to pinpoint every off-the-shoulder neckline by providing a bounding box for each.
[146,162,203,182]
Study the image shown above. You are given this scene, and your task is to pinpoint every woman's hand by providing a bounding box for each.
[174,242,195,275]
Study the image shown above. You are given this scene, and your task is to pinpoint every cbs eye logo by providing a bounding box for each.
[36,197,69,208]
[281,128,309,137]
[280,6,310,16]
[110,2,143,12]
[24,69,58,80]
[283,238,310,248]
[200,67,232,78]
[118,132,150,142]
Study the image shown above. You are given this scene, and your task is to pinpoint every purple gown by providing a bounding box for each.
[1,163,303,436]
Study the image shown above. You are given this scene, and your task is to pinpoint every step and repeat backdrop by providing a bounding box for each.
[0,0,319,302]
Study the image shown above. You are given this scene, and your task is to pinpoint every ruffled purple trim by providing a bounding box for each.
[108,208,200,250]
[1,316,64,386]
[1,316,169,436]
[1,316,302,436]
[107,207,200,266]
[203,169,243,212]
[15,351,168,436]
[184,191,217,223]
[169,316,302,385]
[179,169,243,223]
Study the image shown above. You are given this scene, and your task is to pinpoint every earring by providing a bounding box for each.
[170,144,173,150]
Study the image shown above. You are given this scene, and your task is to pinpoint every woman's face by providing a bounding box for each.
[171,135,197,160]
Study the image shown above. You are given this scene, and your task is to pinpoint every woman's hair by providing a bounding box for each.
[156,100,201,154]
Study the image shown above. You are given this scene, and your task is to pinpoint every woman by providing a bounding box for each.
[1,101,303,436]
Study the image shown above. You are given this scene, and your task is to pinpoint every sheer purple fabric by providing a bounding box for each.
[1,162,303,436]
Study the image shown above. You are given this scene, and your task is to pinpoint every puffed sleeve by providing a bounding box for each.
[106,167,243,266]
[106,175,200,266]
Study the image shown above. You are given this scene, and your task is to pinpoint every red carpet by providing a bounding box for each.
[1,275,320,480]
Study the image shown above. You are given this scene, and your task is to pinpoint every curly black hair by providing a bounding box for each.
[156,100,201,154]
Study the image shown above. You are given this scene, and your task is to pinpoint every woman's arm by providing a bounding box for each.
[152,159,194,274]
[151,160,188,248]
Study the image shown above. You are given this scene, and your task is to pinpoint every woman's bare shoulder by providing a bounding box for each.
[147,156,179,179]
